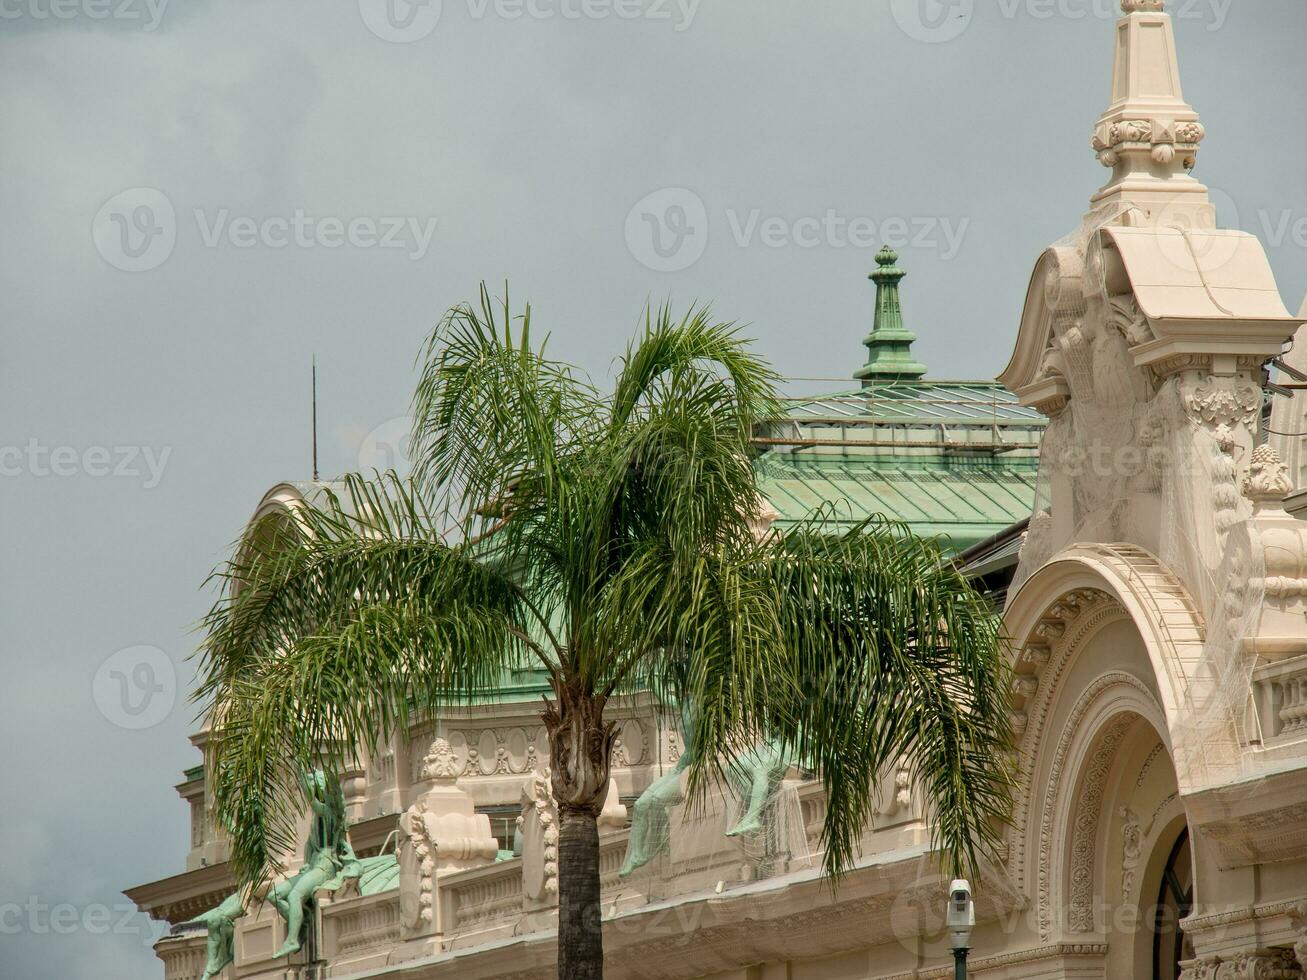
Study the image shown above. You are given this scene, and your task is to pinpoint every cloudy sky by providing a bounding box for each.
[2,1,1306,976]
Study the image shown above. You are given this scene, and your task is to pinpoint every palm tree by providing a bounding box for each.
[197,286,1012,980]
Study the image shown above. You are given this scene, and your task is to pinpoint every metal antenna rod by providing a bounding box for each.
[312,356,319,482]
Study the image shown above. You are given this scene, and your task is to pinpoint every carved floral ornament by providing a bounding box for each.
[1093,118,1206,169]
[1186,380,1263,431]
[1178,949,1302,979]
[1009,589,1110,743]
[1243,444,1294,503]
[419,738,460,781]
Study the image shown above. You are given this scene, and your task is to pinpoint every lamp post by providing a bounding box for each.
[946,879,974,980]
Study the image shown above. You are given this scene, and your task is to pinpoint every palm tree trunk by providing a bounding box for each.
[542,681,616,979]
[557,807,603,979]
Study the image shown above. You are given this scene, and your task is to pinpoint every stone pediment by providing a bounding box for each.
[1000,226,1300,414]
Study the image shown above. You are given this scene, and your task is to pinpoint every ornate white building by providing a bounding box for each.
[129,3,1307,977]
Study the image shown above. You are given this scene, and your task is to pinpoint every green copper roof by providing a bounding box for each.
[781,381,1045,426]
[854,246,927,384]
[754,453,1038,553]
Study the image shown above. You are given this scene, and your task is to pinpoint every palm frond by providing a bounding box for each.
[409,283,600,524]
[740,517,1014,881]
[195,473,553,886]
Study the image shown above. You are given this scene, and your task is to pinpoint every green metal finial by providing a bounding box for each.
[855,245,928,385]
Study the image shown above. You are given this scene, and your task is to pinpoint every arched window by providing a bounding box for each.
[1153,828,1194,980]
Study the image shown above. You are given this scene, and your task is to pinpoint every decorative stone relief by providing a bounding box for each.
[1185,379,1263,454]
[1211,949,1301,979]
[1089,0,1208,182]
[1005,591,1123,893]
[1294,901,1307,972]
[518,768,559,909]
[1199,803,1307,870]
[1109,295,1155,348]
[1136,743,1165,788]
[407,725,553,784]
[611,719,648,768]
[398,739,500,937]
[1245,446,1295,503]
[873,758,915,826]
[1244,446,1307,671]
[419,738,459,780]
[1068,717,1135,932]
[1120,806,1144,902]
[1034,670,1157,940]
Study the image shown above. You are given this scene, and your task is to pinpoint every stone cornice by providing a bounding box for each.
[124,861,236,926]
[1185,767,1307,870]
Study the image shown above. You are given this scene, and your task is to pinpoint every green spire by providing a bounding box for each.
[854,245,927,385]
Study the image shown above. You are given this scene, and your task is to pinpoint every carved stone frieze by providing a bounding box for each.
[1036,671,1155,940]
[1120,806,1143,902]
[408,724,553,783]
[1068,717,1136,932]
[1006,592,1125,894]
[1212,949,1301,979]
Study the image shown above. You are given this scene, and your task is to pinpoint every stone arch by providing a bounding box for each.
[1003,547,1206,977]
[1005,545,1206,748]
[1034,673,1169,942]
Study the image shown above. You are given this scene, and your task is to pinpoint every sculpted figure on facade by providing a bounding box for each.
[177,769,363,976]
[619,697,794,876]
[620,701,698,877]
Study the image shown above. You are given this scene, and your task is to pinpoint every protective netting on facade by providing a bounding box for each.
[619,768,814,899]
[1010,203,1266,788]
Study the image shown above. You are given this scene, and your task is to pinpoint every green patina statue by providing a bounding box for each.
[267,769,359,959]
[181,769,398,979]
[724,738,792,839]
[183,888,247,980]
[619,701,793,878]
[619,702,699,878]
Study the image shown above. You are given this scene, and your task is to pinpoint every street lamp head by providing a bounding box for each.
[946,879,975,951]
